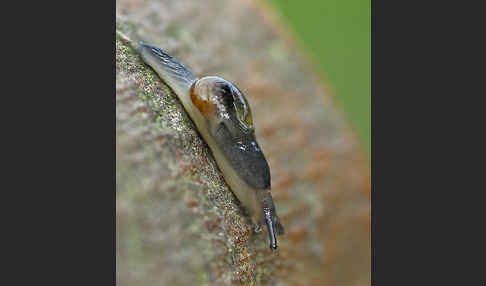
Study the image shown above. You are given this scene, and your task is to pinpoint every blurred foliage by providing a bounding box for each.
[266,0,371,161]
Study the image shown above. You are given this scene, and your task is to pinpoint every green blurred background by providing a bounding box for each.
[266,0,371,161]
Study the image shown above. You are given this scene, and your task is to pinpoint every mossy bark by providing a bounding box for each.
[116,0,370,285]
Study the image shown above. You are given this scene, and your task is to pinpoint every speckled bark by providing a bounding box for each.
[116,0,370,285]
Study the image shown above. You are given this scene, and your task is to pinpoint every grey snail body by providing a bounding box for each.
[137,42,284,250]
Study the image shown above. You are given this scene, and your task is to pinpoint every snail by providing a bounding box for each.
[121,35,284,250]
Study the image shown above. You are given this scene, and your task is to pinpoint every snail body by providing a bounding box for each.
[137,42,284,250]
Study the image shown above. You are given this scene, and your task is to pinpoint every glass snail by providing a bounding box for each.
[137,42,284,250]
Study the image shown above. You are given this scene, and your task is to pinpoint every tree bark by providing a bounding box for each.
[116,0,370,285]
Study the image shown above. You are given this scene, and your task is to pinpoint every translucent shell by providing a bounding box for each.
[190,77,254,131]
[229,84,254,131]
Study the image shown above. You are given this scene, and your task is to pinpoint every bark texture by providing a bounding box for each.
[116,0,370,285]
